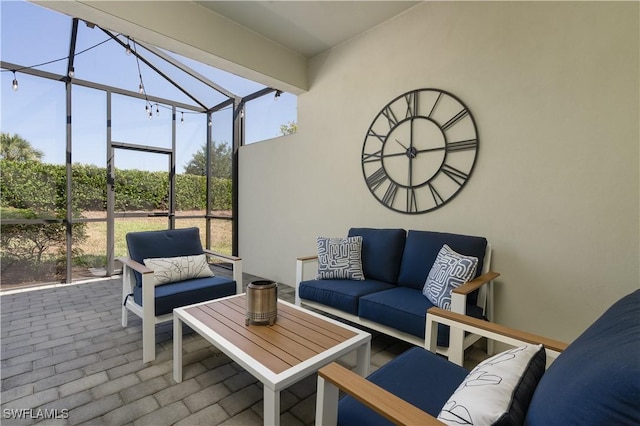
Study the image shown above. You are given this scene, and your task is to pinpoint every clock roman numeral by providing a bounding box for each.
[407,187,418,212]
[366,167,388,191]
[441,164,469,186]
[367,129,386,143]
[442,108,469,131]
[447,139,478,152]
[428,182,445,206]
[428,92,443,118]
[381,106,399,129]
[404,91,418,119]
[382,182,398,206]
[362,149,383,164]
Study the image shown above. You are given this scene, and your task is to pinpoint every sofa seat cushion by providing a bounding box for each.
[358,287,484,347]
[397,231,487,293]
[525,289,640,426]
[133,276,236,316]
[299,279,395,316]
[338,346,468,426]
[348,228,406,283]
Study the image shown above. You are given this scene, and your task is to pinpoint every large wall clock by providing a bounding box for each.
[362,88,479,214]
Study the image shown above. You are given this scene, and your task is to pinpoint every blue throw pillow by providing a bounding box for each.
[423,244,478,310]
[316,236,365,280]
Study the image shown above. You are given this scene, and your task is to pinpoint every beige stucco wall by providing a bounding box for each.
[239,1,639,343]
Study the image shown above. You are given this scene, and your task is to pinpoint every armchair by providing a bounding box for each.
[317,289,639,425]
[119,227,242,363]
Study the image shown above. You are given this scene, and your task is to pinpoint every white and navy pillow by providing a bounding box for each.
[316,236,365,280]
[144,254,214,285]
[423,244,478,310]
[438,344,546,426]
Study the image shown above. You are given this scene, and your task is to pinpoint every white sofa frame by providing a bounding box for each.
[120,249,242,363]
[295,244,498,365]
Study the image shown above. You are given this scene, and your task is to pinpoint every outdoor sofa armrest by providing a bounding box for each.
[118,256,153,275]
[452,271,500,296]
[295,255,318,305]
[316,362,444,426]
[203,249,243,293]
[426,307,568,366]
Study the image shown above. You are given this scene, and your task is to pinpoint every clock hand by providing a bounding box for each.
[416,146,446,154]
[395,139,409,151]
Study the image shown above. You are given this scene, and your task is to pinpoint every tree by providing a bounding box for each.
[0,132,44,161]
[280,121,297,136]
[183,141,232,178]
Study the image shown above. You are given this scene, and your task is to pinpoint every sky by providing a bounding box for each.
[0,0,297,173]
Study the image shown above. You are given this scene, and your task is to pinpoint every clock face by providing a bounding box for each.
[362,89,479,214]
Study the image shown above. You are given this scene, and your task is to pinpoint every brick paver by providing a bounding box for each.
[1,272,419,425]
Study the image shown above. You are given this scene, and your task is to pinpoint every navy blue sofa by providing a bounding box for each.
[317,289,640,425]
[120,227,242,363]
[295,228,499,361]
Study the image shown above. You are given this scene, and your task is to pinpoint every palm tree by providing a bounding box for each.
[0,132,44,161]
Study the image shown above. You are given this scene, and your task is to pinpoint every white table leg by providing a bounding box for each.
[173,316,183,383]
[263,386,280,426]
[353,341,371,377]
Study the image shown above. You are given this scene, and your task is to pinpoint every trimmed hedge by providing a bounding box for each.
[0,160,232,212]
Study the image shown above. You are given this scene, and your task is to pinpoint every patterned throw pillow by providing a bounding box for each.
[423,244,478,309]
[143,254,214,285]
[438,344,546,426]
[316,236,365,280]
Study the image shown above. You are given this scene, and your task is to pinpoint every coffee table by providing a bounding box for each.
[173,293,371,426]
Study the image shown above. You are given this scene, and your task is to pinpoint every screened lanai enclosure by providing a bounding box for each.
[0,1,297,289]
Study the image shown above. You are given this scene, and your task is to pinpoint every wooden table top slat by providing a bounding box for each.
[186,307,294,373]
[183,295,359,374]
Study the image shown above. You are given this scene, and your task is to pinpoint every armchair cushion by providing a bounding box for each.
[316,236,365,280]
[423,244,479,310]
[144,254,214,285]
[126,227,205,287]
[525,289,640,425]
[338,346,468,426]
[347,228,406,283]
[133,275,236,316]
[438,344,545,426]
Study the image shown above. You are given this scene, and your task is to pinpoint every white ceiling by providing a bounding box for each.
[195,1,422,57]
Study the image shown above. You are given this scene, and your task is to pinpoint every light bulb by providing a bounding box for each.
[156,105,160,116]
[180,112,184,124]
[274,90,282,100]
[126,44,132,56]
[139,83,144,95]
[68,67,75,78]
[12,78,18,91]
[208,118,212,127]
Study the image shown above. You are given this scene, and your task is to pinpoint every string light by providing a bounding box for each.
[274,90,282,100]
[68,67,75,78]
[125,37,132,55]
[156,104,160,116]
[11,71,18,91]
[208,117,212,127]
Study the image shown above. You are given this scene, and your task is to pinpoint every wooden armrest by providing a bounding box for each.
[203,249,241,263]
[297,255,318,262]
[452,271,500,295]
[427,307,568,353]
[117,257,153,274]
[318,363,444,426]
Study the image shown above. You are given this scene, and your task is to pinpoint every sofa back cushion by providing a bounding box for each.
[347,228,406,283]
[525,289,640,426]
[397,231,487,290]
[126,227,205,287]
